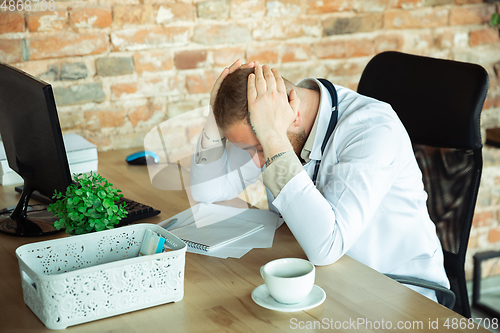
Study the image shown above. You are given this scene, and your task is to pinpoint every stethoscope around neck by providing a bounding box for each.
[312,79,339,186]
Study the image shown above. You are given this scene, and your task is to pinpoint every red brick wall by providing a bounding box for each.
[1,0,500,279]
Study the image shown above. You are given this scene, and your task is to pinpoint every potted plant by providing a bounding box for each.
[48,171,128,235]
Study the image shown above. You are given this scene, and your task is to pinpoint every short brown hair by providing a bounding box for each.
[213,67,295,130]
[213,68,254,130]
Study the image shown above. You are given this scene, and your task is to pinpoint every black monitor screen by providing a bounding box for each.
[0,62,71,235]
[0,63,71,198]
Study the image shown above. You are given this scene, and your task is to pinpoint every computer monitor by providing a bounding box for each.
[0,62,72,236]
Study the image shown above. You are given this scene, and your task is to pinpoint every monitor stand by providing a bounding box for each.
[0,183,61,236]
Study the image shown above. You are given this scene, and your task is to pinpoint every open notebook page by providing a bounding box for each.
[169,215,264,252]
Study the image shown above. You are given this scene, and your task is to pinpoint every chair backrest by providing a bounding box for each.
[357,51,489,317]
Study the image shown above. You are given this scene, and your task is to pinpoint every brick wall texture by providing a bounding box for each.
[1,0,500,280]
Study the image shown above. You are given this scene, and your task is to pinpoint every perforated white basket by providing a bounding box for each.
[15,224,186,330]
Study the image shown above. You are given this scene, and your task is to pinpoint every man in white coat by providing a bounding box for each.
[189,60,450,301]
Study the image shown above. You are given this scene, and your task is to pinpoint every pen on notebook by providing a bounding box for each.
[162,218,178,230]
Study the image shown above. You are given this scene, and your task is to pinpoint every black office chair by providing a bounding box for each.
[357,51,489,318]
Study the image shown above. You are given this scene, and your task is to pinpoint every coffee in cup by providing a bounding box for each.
[260,258,315,304]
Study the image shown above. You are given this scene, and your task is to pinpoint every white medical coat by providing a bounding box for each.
[190,79,450,299]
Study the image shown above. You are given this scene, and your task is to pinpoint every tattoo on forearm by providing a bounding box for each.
[202,129,225,143]
[249,112,258,136]
[251,124,257,136]
[266,152,286,167]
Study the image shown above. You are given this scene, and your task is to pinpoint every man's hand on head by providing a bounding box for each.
[247,64,300,166]
[202,60,255,149]
[210,60,256,112]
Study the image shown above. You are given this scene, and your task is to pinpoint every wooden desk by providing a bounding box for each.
[0,149,490,332]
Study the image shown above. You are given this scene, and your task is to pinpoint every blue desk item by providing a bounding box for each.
[126,151,160,165]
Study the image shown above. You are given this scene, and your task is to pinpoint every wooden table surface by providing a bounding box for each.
[0,148,491,332]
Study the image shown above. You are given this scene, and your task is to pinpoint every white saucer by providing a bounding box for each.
[251,284,326,312]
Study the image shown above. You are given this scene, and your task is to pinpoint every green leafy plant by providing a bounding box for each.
[48,172,128,235]
[491,13,500,30]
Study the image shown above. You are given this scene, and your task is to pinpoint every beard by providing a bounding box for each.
[287,129,308,160]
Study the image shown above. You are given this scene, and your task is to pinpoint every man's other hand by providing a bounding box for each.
[201,60,255,149]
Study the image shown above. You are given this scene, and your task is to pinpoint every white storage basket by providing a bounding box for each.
[15,224,186,330]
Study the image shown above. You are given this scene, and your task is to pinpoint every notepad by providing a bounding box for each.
[170,216,264,252]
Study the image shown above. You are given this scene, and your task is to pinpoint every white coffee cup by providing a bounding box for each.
[260,258,315,304]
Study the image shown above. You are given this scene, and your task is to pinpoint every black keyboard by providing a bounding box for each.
[117,197,161,225]
[14,185,160,225]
